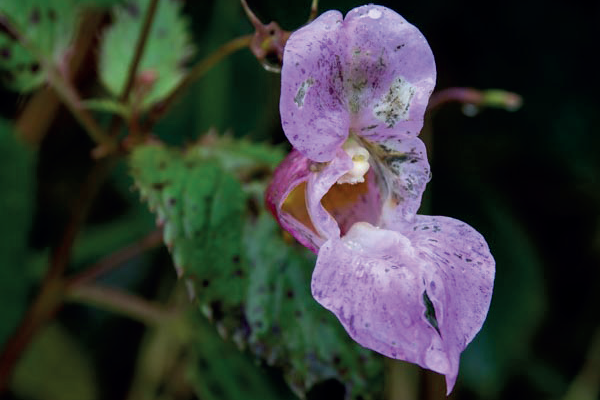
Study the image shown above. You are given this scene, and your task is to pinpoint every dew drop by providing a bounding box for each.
[368,8,382,19]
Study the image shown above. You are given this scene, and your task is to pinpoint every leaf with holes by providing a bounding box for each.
[99,0,194,110]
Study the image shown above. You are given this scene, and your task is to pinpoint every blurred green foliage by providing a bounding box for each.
[99,0,194,109]
[0,0,81,91]
[0,121,35,346]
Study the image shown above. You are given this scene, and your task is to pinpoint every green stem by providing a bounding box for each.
[145,34,253,128]
[121,0,160,101]
[384,359,418,400]
[308,0,319,22]
[65,284,175,326]
[46,68,117,152]
[67,229,163,286]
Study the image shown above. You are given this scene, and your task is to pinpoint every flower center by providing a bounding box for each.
[337,138,370,185]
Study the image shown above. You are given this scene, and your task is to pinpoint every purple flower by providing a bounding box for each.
[266,5,495,394]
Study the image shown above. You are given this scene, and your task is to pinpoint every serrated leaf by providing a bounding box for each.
[99,0,194,109]
[129,142,246,310]
[0,120,36,346]
[191,133,285,182]
[0,0,82,91]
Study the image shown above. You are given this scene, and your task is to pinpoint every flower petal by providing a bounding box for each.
[265,150,323,253]
[311,217,494,393]
[343,5,436,140]
[306,149,353,239]
[369,136,431,226]
[280,5,436,162]
[280,10,350,162]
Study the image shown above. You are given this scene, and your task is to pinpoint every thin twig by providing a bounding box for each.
[49,157,118,280]
[145,34,253,129]
[384,359,418,400]
[67,229,163,287]
[240,0,263,29]
[65,284,175,326]
[46,67,116,151]
[121,0,160,101]
[427,87,523,114]
[307,0,319,22]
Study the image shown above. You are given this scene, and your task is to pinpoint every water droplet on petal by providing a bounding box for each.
[368,8,382,19]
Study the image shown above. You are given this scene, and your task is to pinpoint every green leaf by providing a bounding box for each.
[190,133,285,183]
[129,142,246,310]
[11,323,98,400]
[82,98,131,118]
[244,213,383,398]
[130,138,383,398]
[0,120,35,346]
[99,0,194,109]
[0,0,82,91]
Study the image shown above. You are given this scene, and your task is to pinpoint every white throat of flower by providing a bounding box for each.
[337,138,370,185]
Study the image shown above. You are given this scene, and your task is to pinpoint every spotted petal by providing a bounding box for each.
[311,216,494,393]
[280,5,436,162]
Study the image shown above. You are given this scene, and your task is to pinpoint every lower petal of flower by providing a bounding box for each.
[311,217,494,394]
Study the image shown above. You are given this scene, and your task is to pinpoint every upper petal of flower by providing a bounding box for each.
[280,5,436,162]
[280,10,349,162]
[311,216,495,393]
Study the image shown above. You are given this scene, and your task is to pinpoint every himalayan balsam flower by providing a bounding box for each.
[266,4,495,394]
